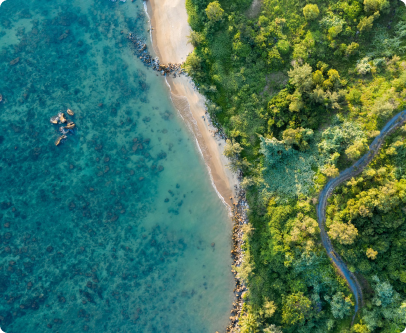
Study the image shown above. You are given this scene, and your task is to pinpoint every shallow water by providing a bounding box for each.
[0,0,234,332]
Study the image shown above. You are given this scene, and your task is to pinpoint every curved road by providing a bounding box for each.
[317,110,406,321]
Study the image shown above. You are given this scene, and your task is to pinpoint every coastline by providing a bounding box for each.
[144,0,238,205]
[142,2,248,331]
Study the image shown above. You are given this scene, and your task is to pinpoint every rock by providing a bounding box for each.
[59,113,67,123]
[9,57,20,66]
[55,135,67,146]
[58,33,68,40]
[64,122,75,129]
[67,108,74,116]
[50,115,59,124]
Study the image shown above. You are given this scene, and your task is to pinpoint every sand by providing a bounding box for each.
[145,0,238,205]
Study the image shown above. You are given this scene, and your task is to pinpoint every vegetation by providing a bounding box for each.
[184,0,406,331]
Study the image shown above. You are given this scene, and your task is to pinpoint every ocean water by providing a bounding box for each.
[0,0,234,332]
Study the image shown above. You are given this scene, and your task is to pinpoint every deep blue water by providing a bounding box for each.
[0,0,233,332]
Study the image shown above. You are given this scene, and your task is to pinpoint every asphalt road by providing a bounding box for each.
[316,110,406,320]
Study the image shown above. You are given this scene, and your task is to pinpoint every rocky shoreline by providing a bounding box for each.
[226,184,249,333]
[128,33,184,77]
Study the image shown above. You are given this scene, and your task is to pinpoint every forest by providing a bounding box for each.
[183,0,406,331]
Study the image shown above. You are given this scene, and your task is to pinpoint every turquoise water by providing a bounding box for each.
[0,0,234,332]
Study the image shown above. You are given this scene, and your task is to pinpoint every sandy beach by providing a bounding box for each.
[145,0,238,205]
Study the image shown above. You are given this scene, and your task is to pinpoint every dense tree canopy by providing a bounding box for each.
[183,0,406,330]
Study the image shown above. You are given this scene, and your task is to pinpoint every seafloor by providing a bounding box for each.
[0,0,234,332]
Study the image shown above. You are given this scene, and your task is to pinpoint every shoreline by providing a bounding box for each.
[144,0,238,206]
[142,1,247,331]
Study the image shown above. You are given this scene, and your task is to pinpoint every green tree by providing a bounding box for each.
[322,164,339,178]
[357,12,380,33]
[352,322,370,333]
[184,51,201,74]
[329,292,353,319]
[288,91,304,112]
[205,1,224,22]
[263,325,283,333]
[224,139,243,158]
[240,311,259,333]
[372,276,394,307]
[262,299,277,318]
[366,248,378,260]
[282,292,312,325]
[288,63,314,93]
[323,69,342,90]
[328,221,358,245]
[282,127,313,150]
[312,70,324,86]
[346,42,359,56]
[290,214,319,243]
[363,0,390,14]
[345,140,368,160]
[310,86,327,103]
[187,31,204,47]
[303,4,320,20]
[328,25,343,38]
[277,40,290,54]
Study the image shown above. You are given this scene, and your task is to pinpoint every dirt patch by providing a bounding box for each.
[246,0,263,18]
[261,71,289,97]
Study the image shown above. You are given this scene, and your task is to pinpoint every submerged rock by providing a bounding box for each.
[55,135,67,146]
[59,113,67,123]
[9,57,20,66]
[50,115,59,124]
[65,122,75,129]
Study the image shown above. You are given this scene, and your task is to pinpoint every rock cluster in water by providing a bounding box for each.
[49,109,76,146]
[127,33,185,77]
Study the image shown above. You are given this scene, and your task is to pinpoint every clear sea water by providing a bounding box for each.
[0,0,234,332]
